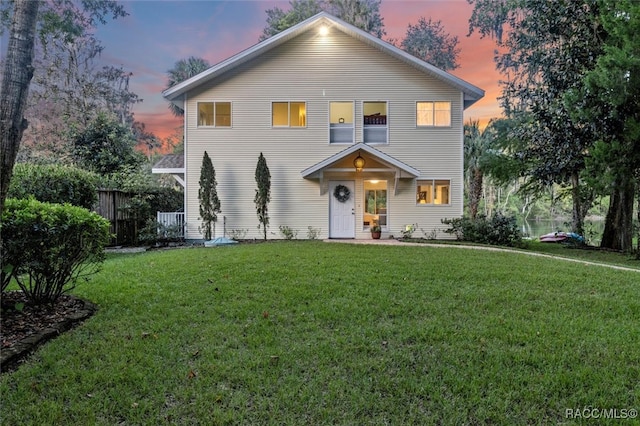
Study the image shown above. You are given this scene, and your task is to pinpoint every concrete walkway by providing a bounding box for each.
[324,239,640,274]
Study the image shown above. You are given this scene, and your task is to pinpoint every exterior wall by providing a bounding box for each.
[184,28,464,240]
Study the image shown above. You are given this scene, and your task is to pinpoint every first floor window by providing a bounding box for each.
[417,179,450,205]
[417,101,451,127]
[364,180,387,228]
[198,102,231,127]
[272,102,306,127]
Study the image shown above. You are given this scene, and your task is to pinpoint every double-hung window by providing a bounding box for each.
[416,101,451,127]
[198,102,231,127]
[272,102,306,127]
[363,101,388,144]
[329,101,354,144]
[416,179,450,205]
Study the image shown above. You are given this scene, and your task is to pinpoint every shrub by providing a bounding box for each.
[137,219,185,246]
[228,228,248,240]
[279,225,298,240]
[400,223,418,239]
[306,226,321,240]
[8,163,99,209]
[442,212,522,247]
[1,198,112,304]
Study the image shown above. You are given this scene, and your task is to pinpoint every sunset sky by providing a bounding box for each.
[95,0,504,141]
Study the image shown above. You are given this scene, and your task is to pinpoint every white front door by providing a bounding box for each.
[329,180,355,238]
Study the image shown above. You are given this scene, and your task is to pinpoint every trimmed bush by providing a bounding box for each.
[1,198,112,304]
[442,212,522,247]
[8,163,99,209]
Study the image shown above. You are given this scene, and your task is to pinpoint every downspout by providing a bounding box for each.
[183,93,188,240]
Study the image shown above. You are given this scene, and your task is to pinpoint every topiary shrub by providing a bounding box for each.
[442,212,522,247]
[1,198,112,304]
[8,163,99,209]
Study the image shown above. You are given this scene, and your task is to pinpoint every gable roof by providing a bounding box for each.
[163,12,484,109]
[152,154,184,172]
[301,143,420,178]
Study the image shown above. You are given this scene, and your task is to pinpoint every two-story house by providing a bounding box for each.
[159,12,484,241]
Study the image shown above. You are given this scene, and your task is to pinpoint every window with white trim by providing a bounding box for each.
[198,102,231,127]
[364,180,388,229]
[417,101,451,127]
[416,179,450,205]
[363,101,388,144]
[272,102,306,127]
[329,101,354,144]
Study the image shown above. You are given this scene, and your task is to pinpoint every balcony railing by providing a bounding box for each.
[156,212,185,238]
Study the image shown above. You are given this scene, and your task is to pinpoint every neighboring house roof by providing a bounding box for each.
[152,154,184,172]
[163,12,485,109]
[152,154,185,187]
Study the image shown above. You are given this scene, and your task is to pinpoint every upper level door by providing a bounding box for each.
[329,180,355,238]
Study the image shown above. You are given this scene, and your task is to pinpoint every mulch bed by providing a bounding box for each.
[1,291,97,373]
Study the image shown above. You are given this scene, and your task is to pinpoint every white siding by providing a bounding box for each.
[183,28,465,240]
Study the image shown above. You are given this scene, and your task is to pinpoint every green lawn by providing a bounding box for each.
[522,240,640,270]
[2,241,639,425]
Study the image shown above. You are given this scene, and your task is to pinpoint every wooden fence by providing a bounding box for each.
[94,190,140,246]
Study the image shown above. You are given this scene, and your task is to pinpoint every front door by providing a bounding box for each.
[329,180,355,238]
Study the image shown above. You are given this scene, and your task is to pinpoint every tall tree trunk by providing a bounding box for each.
[600,177,635,251]
[0,0,40,213]
[570,171,584,235]
[637,187,640,259]
[469,168,483,220]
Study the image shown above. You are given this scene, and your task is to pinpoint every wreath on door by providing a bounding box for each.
[333,184,351,203]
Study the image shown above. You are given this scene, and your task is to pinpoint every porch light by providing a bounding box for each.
[353,152,366,172]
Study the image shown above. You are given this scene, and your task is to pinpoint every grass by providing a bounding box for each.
[522,241,640,270]
[2,241,639,425]
[405,237,640,271]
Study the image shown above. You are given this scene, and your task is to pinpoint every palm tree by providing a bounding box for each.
[464,120,491,220]
[165,56,211,117]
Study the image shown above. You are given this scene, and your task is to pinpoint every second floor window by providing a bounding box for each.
[198,102,231,127]
[363,101,388,144]
[272,102,306,127]
[417,101,451,127]
[329,101,354,144]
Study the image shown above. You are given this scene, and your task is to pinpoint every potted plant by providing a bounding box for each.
[370,223,382,239]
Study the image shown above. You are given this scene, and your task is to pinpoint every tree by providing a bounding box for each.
[165,56,211,117]
[72,112,144,175]
[0,0,40,213]
[260,0,385,41]
[0,0,127,212]
[566,0,640,251]
[399,17,460,71]
[254,152,272,241]
[464,120,491,219]
[326,0,385,38]
[468,0,604,235]
[21,36,141,164]
[198,151,221,240]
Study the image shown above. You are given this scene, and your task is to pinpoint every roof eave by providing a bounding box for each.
[163,12,484,105]
[163,14,335,101]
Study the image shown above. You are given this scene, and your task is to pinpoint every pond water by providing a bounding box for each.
[521,219,605,245]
